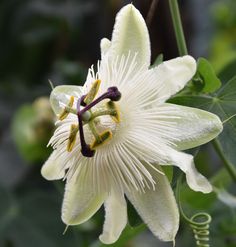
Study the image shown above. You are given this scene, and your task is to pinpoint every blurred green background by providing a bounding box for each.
[1,0,236,246]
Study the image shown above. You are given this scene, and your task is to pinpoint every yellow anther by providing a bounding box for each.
[106,101,120,123]
[68,96,74,107]
[59,96,75,121]
[84,79,101,105]
[67,124,78,152]
[91,130,112,149]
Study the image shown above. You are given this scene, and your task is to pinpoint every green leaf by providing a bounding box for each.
[180,184,216,209]
[218,58,236,83]
[169,76,236,168]
[0,189,80,247]
[211,168,233,188]
[162,166,173,182]
[193,57,221,93]
[126,199,143,227]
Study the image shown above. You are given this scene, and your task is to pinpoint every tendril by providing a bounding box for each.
[189,212,211,247]
[177,178,212,247]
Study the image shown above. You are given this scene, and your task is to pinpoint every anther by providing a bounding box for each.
[67,124,78,152]
[90,130,112,149]
[59,96,74,120]
[84,80,101,105]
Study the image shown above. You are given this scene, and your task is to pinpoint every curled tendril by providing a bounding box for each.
[189,212,211,247]
[177,178,212,247]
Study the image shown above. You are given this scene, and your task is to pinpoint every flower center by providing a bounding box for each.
[59,80,121,158]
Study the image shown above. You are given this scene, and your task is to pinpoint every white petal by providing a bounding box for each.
[62,175,106,225]
[162,148,212,193]
[126,167,179,242]
[124,110,213,193]
[50,85,83,115]
[149,55,196,102]
[41,150,65,180]
[100,38,111,57]
[110,4,150,69]
[99,192,127,244]
[157,103,223,150]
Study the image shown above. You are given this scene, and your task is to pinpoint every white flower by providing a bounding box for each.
[41,4,223,245]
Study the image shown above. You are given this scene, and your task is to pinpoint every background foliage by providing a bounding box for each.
[1,0,236,246]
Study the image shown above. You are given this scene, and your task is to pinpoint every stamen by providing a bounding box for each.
[59,96,74,120]
[84,79,101,105]
[91,130,112,149]
[67,124,78,152]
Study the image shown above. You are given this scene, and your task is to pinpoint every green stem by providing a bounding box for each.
[213,139,236,183]
[168,0,188,56]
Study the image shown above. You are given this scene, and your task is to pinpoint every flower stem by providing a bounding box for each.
[168,0,188,56]
[213,139,236,183]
